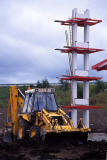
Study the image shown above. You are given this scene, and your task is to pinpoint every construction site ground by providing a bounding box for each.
[0,107,107,160]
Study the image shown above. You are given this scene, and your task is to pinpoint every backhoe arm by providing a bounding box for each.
[7,86,24,123]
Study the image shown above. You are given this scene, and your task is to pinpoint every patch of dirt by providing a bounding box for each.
[0,137,107,160]
[78,109,107,133]
[0,108,7,129]
[0,107,107,160]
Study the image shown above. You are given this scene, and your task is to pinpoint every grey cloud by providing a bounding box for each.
[0,0,106,83]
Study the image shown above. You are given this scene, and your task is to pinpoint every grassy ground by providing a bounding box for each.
[0,83,107,109]
[0,86,28,108]
[90,91,107,109]
[0,87,9,108]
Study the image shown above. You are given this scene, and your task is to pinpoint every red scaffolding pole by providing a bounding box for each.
[55,18,102,27]
[59,75,102,81]
[55,47,103,54]
[61,105,101,109]
[92,59,107,71]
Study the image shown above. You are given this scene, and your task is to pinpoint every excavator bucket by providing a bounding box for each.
[3,127,12,143]
[44,132,88,144]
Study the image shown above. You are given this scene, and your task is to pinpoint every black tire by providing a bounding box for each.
[17,118,28,140]
[29,126,46,143]
[40,128,46,143]
[29,126,40,143]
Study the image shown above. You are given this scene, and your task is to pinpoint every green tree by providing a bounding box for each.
[20,86,27,94]
[36,80,42,88]
[42,79,50,88]
[77,83,83,98]
[30,84,34,88]
[95,80,105,93]
[36,79,50,88]
[59,80,69,91]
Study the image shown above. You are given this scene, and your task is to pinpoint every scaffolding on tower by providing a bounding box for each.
[55,8,103,129]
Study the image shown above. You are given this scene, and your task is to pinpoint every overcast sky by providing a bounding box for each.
[0,0,106,84]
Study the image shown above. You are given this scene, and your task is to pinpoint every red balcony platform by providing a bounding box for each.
[55,47,103,54]
[92,59,107,71]
[61,105,101,109]
[55,18,102,27]
[59,76,102,81]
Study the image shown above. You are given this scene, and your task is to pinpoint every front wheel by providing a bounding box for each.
[17,118,28,140]
[29,126,40,143]
[29,126,46,143]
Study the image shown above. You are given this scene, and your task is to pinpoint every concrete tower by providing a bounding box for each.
[55,8,103,128]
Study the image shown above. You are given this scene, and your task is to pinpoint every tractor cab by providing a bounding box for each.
[22,88,58,113]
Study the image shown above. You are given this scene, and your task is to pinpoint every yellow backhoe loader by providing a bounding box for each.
[3,86,90,143]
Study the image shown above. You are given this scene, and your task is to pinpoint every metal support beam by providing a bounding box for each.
[83,9,90,128]
[71,8,78,128]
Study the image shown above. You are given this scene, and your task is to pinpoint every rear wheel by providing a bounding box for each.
[3,127,13,143]
[17,118,28,140]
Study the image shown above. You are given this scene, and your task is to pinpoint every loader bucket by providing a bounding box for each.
[44,132,88,144]
[3,128,12,143]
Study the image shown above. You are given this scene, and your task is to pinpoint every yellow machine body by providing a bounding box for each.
[4,86,91,143]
